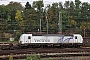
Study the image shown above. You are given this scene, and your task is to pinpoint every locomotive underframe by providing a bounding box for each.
[18,43,83,48]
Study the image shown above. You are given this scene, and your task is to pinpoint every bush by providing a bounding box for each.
[15,33,21,41]
[26,54,40,60]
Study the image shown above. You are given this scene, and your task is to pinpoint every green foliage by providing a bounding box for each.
[32,0,44,11]
[26,54,40,60]
[0,0,90,37]
[7,1,23,11]
[15,32,21,41]
[26,55,54,60]
[47,57,53,60]
[25,2,31,9]
[64,1,70,9]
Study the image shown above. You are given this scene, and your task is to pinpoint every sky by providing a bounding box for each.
[0,0,90,7]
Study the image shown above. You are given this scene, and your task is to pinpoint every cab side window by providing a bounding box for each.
[75,36,77,39]
[28,36,31,39]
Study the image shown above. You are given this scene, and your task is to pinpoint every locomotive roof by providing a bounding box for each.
[21,34,80,36]
[42,34,77,36]
[42,34,64,36]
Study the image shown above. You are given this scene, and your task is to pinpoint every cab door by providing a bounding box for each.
[28,36,31,43]
[75,36,78,43]
[24,36,31,43]
[24,36,29,43]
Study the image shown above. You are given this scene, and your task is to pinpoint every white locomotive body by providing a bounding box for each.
[18,34,83,47]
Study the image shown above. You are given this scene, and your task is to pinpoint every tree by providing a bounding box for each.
[0,5,8,35]
[70,1,75,9]
[69,1,75,16]
[23,6,39,32]
[15,10,23,27]
[25,2,31,9]
[81,2,89,18]
[44,2,59,33]
[7,1,23,11]
[33,0,44,11]
[0,0,90,36]
[58,2,63,10]
[32,0,44,32]
[6,1,24,32]
[71,20,76,26]
[64,1,70,9]
[75,0,81,9]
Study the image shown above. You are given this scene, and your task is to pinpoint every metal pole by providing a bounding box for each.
[84,29,85,37]
[60,12,62,34]
[58,11,60,32]
[47,19,48,34]
[58,3,62,34]
[40,19,41,32]
[60,12,62,33]
[58,11,62,34]
[45,6,48,34]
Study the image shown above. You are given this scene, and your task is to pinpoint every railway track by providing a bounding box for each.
[0,37,90,59]
[0,48,90,60]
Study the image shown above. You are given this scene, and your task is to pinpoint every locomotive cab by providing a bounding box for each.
[73,34,83,47]
[19,34,32,44]
[73,34,83,43]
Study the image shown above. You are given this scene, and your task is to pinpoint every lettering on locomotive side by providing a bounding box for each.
[58,36,73,43]
[34,39,50,42]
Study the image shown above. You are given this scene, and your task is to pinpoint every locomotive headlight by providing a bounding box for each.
[19,41,22,44]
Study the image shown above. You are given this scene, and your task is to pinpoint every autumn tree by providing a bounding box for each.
[15,10,23,27]
[6,1,24,33]
[0,0,90,36]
